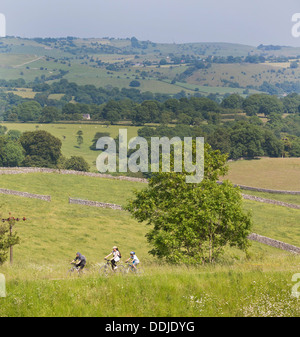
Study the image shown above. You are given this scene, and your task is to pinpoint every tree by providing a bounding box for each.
[0,125,7,135]
[6,130,22,141]
[126,143,252,264]
[262,129,283,157]
[90,132,110,151]
[206,127,231,154]
[64,156,90,172]
[129,80,141,88]
[258,95,283,116]
[0,222,10,264]
[221,94,244,109]
[230,122,264,159]
[11,101,42,122]
[40,106,60,123]
[19,130,62,168]
[76,130,83,147]
[282,93,300,114]
[290,61,299,69]
[243,94,263,116]
[0,140,25,167]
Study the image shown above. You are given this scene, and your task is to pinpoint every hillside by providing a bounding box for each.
[2,37,300,98]
[0,171,299,317]
[0,171,298,263]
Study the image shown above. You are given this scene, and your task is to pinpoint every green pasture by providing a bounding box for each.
[2,123,140,171]
[0,171,298,316]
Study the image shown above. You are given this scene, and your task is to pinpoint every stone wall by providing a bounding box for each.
[241,193,300,209]
[0,188,51,201]
[69,197,123,210]
[248,233,300,254]
[1,168,299,194]
[0,167,148,183]
[235,184,300,195]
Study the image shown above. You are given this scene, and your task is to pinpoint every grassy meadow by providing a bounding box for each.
[0,171,299,317]
[1,123,140,172]
[220,157,300,191]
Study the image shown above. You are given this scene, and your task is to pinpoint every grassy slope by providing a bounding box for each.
[0,172,298,316]
[3,37,300,96]
[221,157,300,191]
[187,62,300,88]
[0,172,297,262]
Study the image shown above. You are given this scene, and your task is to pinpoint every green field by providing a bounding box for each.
[1,123,140,171]
[0,171,299,317]
[187,62,300,88]
[220,157,300,191]
[3,124,300,186]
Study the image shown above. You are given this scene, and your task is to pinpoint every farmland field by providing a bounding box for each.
[2,37,300,98]
[220,157,300,191]
[0,171,299,317]
[1,123,141,171]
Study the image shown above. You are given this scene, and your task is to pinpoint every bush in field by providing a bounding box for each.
[64,156,90,172]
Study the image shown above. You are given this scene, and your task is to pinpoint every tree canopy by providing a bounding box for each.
[126,143,252,264]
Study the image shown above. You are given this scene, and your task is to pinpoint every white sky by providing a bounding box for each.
[1,0,300,47]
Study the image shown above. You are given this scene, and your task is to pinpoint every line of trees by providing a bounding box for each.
[1,90,300,160]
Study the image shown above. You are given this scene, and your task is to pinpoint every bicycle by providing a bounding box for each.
[98,258,125,276]
[125,262,144,275]
[67,262,86,277]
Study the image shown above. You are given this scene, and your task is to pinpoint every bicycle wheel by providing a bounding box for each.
[99,264,110,277]
[114,264,125,275]
[67,267,76,277]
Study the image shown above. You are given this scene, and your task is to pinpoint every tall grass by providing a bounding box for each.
[1,255,299,317]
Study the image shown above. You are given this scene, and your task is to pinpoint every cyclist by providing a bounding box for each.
[125,251,140,270]
[71,252,86,271]
[104,246,121,271]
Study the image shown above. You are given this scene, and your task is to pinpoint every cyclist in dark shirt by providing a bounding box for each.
[71,252,86,270]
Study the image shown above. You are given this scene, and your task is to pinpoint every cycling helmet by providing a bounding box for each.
[130,251,135,255]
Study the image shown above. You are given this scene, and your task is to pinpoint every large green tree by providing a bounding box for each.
[10,101,42,122]
[126,143,252,264]
[19,130,62,168]
[230,122,264,159]
[0,136,25,167]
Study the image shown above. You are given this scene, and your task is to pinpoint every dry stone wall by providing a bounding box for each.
[248,233,300,254]
[69,197,123,210]
[242,193,300,209]
[0,188,51,201]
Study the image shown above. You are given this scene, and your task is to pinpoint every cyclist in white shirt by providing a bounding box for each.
[125,251,140,270]
[104,246,121,270]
